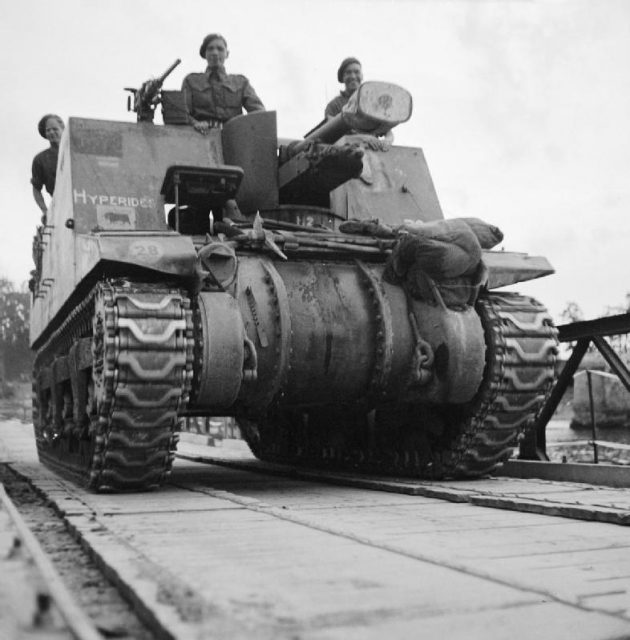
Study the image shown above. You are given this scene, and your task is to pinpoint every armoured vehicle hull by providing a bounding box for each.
[31,83,558,490]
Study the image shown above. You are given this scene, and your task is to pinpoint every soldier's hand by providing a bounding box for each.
[193,120,210,135]
[363,136,390,152]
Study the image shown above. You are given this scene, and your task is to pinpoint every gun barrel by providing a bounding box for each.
[304,114,351,145]
[308,81,412,145]
[157,58,182,84]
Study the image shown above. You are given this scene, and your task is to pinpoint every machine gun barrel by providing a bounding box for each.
[157,58,182,84]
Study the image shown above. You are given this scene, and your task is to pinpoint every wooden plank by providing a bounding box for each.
[498,459,630,488]
[470,495,630,525]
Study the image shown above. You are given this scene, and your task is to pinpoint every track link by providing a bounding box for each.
[33,280,193,491]
[441,291,559,477]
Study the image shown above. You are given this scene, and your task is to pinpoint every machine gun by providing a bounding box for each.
[124,59,181,123]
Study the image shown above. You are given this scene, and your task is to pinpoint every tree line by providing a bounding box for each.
[0,277,33,380]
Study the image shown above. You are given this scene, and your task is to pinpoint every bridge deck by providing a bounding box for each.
[1,421,629,639]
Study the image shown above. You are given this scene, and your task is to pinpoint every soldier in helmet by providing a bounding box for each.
[182,33,265,134]
[31,114,64,222]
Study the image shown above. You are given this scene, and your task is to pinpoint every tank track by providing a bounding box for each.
[240,291,559,479]
[33,280,193,491]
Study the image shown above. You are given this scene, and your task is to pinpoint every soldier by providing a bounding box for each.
[324,57,393,149]
[182,33,264,134]
[324,57,363,120]
[31,114,64,223]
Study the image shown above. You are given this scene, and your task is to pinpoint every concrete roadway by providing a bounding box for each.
[1,420,630,640]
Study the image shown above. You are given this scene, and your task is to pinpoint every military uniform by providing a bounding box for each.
[182,66,264,125]
[324,89,354,119]
[31,146,59,196]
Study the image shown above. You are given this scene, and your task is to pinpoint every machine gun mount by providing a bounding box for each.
[124,58,181,123]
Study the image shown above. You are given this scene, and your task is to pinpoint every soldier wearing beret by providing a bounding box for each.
[31,114,64,222]
[324,57,393,149]
[182,33,265,134]
[324,57,363,120]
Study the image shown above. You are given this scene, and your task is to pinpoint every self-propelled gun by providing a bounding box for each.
[30,69,558,490]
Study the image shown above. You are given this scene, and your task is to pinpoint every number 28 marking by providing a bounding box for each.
[128,241,163,264]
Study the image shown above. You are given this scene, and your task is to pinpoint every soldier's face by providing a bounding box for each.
[45,118,64,146]
[205,39,228,68]
[343,64,363,92]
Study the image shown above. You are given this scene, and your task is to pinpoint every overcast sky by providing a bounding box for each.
[1,0,629,322]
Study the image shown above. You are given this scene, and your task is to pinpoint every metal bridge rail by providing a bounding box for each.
[519,312,630,460]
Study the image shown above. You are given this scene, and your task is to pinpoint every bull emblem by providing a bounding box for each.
[104,211,131,225]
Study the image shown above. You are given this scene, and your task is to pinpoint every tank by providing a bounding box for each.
[30,76,559,491]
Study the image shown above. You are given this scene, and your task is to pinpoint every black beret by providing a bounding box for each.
[37,114,63,139]
[337,57,361,83]
[199,33,228,57]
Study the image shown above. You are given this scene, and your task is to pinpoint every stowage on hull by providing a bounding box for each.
[30,82,558,491]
